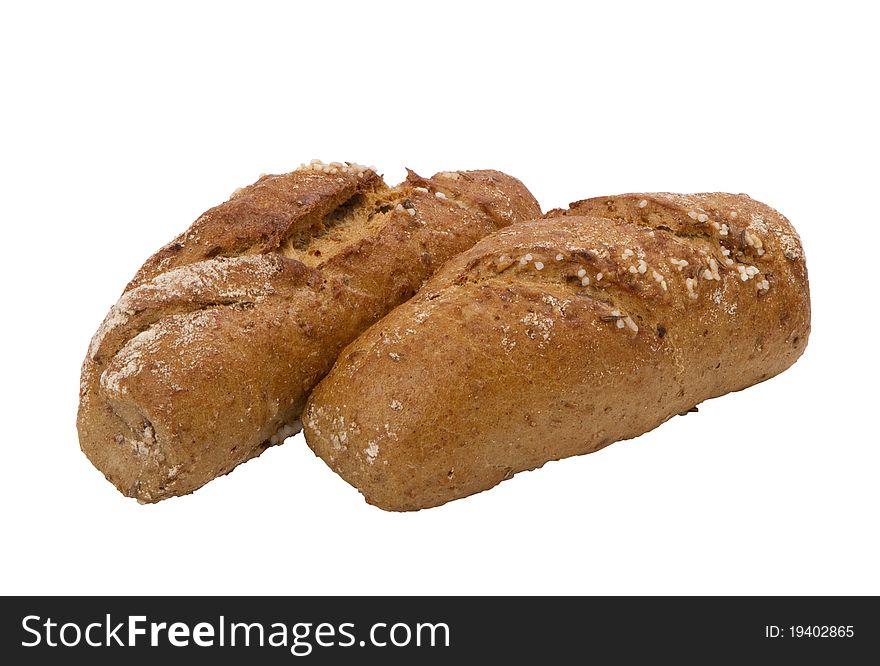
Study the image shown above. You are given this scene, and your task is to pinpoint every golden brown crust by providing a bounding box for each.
[302,193,811,511]
[78,163,540,502]
[128,168,387,290]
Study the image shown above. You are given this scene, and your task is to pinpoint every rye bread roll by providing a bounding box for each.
[303,193,810,511]
[78,162,540,502]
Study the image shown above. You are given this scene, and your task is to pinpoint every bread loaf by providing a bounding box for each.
[302,193,810,511]
[78,162,540,502]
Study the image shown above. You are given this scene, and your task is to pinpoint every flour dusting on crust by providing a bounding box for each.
[100,326,165,394]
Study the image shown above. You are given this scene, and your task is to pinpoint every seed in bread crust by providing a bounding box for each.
[297,160,375,176]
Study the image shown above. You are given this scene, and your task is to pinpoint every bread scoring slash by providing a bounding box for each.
[77,162,541,502]
[303,193,810,511]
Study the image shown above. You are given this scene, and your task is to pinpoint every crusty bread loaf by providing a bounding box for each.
[78,162,540,502]
[302,193,810,511]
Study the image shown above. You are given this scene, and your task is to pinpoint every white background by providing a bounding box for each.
[1,1,877,595]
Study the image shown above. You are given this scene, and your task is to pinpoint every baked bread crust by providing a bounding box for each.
[303,193,811,511]
[78,163,540,502]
